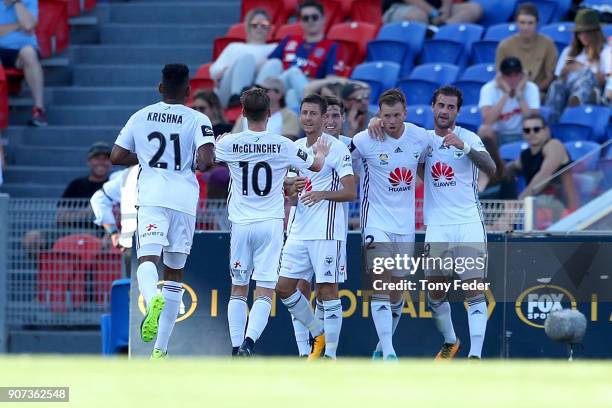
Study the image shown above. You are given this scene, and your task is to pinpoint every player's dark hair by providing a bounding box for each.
[324,95,344,114]
[161,63,189,99]
[300,93,327,115]
[378,89,406,109]
[515,2,539,22]
[431,86,463,110]
[299,0,324,16]
[523,113,547,127]
[241,87,270,122]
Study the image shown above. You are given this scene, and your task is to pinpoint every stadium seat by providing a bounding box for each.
[273,23,304,42]
[36,0,70,58]
[550,123,593,142]
[453,63,496,105]
[407,104,434,129]
[550,0,572,22]
[328,22,379,69]
[350,62,401,105]
[350,0,383,27]
[398,63,460,106]
[471,23,518,64]
[540,22,574,55]
[366,22,427,77]
[92,249,123,305]
[573,172,600,204]
[558,105,611,142]
[564,140,601,172]
[500,141,529,161]
[212,23,247,60]
[37,251,79,313]
[603,24,612,39]
[456,104,482,133]
[66,0,96,17]
[240,0,297,27]
[4,67,23,95]
[422,24,484,68]
[472,0,517,27]
[516,0,558,25]
[0,66,8,129]
[320,0,347,33]
[100,278,130,355]
[189,63,215,94]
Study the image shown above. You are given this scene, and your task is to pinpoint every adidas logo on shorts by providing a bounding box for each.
[328,314,339,319]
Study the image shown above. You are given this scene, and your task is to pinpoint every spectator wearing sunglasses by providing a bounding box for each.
[506,114,578,219]
[256,0,340,110]
[209,8,277,107]
[231,78,300,140]
[191,90,233,136]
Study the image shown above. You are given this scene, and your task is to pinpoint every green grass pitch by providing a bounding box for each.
[0,357,610,407]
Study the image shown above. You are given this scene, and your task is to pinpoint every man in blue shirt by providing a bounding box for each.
[255,0,339,110]
[0,0,46,126]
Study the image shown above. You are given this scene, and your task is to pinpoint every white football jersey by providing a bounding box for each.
[422,126,486,225]
[287,134,354,241]
[350,123,431,235]
[115,102,214,216]
[216,130,315,224]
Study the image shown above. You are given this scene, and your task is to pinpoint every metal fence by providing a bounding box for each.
[3,197,525,328]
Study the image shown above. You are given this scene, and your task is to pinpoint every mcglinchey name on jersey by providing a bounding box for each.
[232,143,282,154]
[146,112,184,124]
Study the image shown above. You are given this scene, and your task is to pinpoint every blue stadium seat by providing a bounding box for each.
[473,0,517,27]
[551,0,572,22]
[500,141,529,161]
[454,63,496,105]
[559,105,611,142]
[366,22,427,77]
[456,104,482,133]
[398,63,460,105]
[101,278,130,355]
[550,123,593,142]
[422,24,484,68]
[604,24,612,39]
[516,0,559,25]
[350,61,401,105]
[564,140,601,172]
[472,23,518,63]
[540,22,574,55]
[406,104,434,129]
[582,0,611,6]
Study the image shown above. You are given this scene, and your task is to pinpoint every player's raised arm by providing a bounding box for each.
[309,135,331,172]
[110,144,138,166]
[442,130,496,177]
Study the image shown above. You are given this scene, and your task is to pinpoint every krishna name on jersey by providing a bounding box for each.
[422,126,486,226]
[288,134,353,241]
[215,129,314,224]
[350,123,430,234]
[115,102,214,217]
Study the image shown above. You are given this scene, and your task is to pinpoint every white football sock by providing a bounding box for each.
[375,297,405,353]
[323,299,342,359]
[245,295,272,342]
[227,295,247,348]
[371,295,395,357]
[136,261,158,308]
[429,296,457,344]
[281,290,323,337]
[154,281,182,353]
[467,296,487,358]
[291,317,311,356]
[315,298,324,323]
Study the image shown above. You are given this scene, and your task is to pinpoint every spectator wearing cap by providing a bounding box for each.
[0,0,47,126]
[61,141,113,199]
[496,2,557,95]
[478,56,540,188]
[341,82,375,137]
[545,8,611,123]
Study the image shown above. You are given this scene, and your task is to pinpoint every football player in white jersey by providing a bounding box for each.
[351,89,431,360]
[214,88,329,357]
[277,94,356,360]
[110,64,215,359]
[289,96,352,356]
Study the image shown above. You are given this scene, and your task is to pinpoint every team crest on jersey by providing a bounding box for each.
[426,146,433,157]
[454,150,465,159]
[388,167,412,192]
[379,153,389,165]
[431,162,456,187]
[297,148,308,161]
[412,151,421,160]
[314,47,325,58]
[325,256,333,265]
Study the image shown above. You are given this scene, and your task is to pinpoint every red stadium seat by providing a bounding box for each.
[224,105,242,123]
[320,0,346,33]
[92,249,123,305]
[273,23,304,42]
[328,22,379,69]
[65,0,96,17]
[36,0,70,58]
[190,63,215,94]
[240,0,297,27]
[350,0,382,27]
[37,251,79,313]
[0,66,8,129]
[4,68,24,95]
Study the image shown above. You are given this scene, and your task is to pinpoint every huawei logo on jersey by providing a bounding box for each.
[431,162,457,187]
[304,178,313,192]
[388,167,412,192]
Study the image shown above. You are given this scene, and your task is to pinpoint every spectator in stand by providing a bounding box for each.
[191,90,233,136]
[545,8,611,123]
[0,0,47,126]
[382,0,482,26]
[478,57,540,189]
[506,114,579,221]
[256,0,339,110]
[340,82,375,137]
[496,3,557,96]
[231,78,300,140]
[209,8,277,108]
